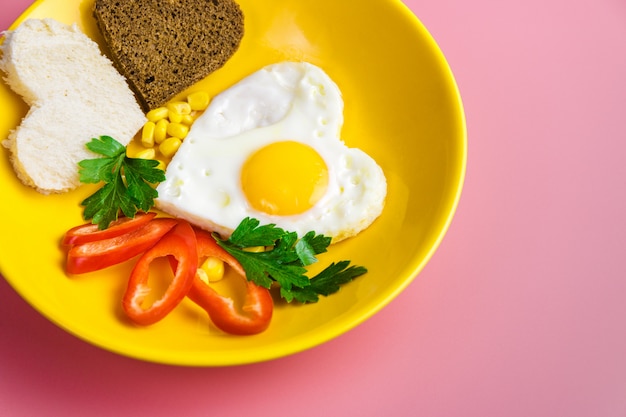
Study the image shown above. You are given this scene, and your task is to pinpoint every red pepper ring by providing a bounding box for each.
[62,212,157,246]
[186,229,274,335]
[122,220,198,326]
[66,218,178,275]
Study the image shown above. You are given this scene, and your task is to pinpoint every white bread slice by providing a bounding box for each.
[0,18,145,194]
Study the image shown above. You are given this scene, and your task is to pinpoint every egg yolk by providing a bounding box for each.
[241,141,329,215]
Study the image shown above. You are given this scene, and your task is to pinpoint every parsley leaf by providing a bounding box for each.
[295,231,331,266]
[222,245,310,291]
[78,136,165,230]
[215,217,367,303]
[288,261,368,303]
[227,217,286,247]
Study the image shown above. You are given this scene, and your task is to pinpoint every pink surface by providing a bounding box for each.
[2,0,626,415]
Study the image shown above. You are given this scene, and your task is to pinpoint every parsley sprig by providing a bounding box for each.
[215,217,367,303]
[78,136,165,229]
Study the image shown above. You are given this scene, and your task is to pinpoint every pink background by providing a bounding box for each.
[2,0,626,415]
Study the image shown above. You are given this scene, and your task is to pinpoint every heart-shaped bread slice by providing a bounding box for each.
[93,0,245,112]
[0,18,145,194]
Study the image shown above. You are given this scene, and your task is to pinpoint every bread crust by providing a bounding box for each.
[93,0,245,112]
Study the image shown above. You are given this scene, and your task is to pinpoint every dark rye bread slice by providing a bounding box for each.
[93,0,244,111]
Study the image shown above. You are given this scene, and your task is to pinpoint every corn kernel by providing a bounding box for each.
[133,148,156,160]
[187,91,210,111]
[200,256,225,282]
[167,101,192,115]
[167,122,189,139]
[154,159,167,171]
[154,118,169,144]
[126,140,142,158]
[141,121,156,147]
[159,137,182,157]
[146,107,169,122]
[168,110,183,124]
[180,114,195,126]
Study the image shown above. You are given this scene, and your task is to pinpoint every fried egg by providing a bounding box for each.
[155,62,386,242]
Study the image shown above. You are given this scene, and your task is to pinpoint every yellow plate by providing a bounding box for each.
[0,0,466,366]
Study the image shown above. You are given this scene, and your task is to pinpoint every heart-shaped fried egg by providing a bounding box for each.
[155,62,386,242]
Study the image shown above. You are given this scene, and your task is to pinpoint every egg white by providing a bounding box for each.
[155,62,386,242]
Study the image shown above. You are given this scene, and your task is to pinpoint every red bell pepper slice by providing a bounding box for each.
[66,218,177,274]
[62,212,157,246]
[186,229,273,335]
[122,220,198,326]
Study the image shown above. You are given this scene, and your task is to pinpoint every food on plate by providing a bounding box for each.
[214,217,368,303]
[62,214,367,333]
[186,227,273,335]
[78,136,166,230]
[156,61,387,243]
[93,0,245,111]
[65,217,178,274]
[62,212,157,246]
[0,18,145,194]
[2,7,381,336]
[127,91,212,165]
[122,220,199,326]
[78,91,212,230]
